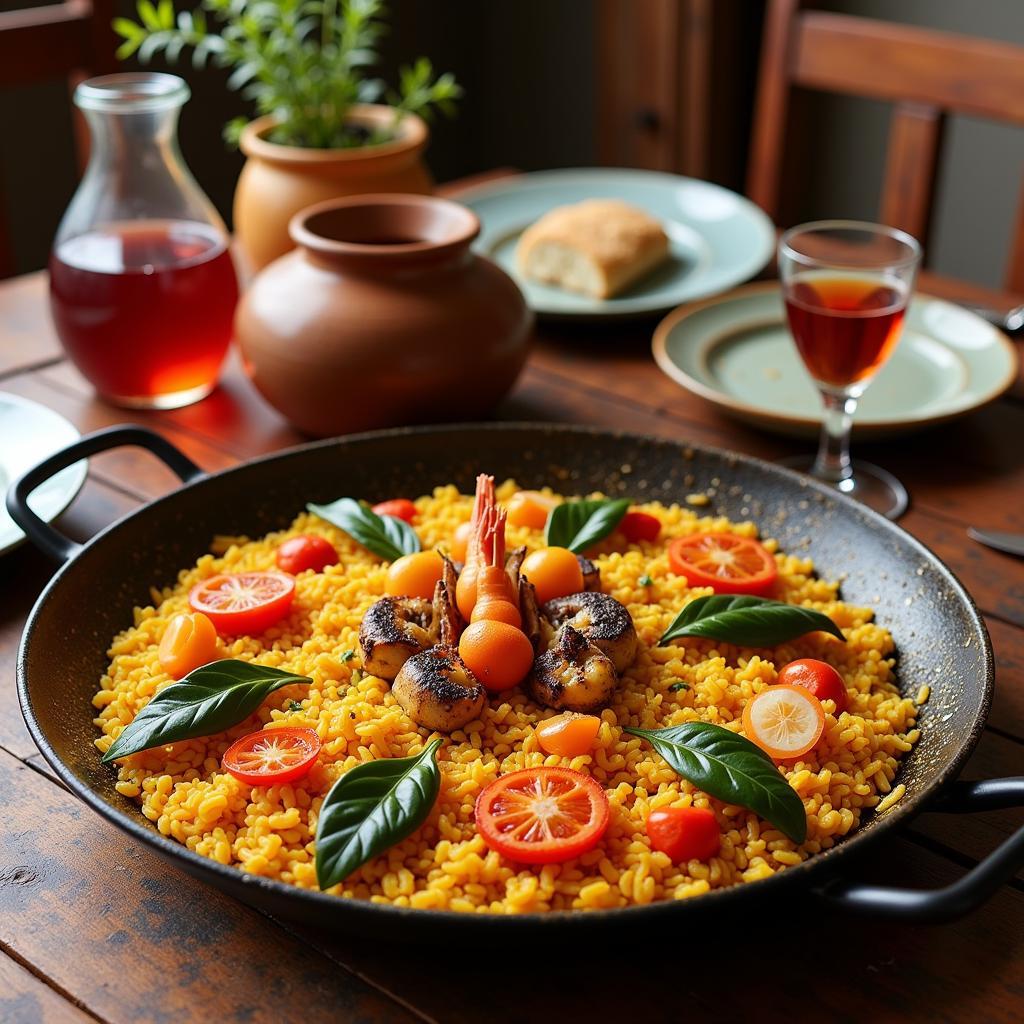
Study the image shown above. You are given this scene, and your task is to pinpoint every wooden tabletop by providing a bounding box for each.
[2,174,1024,1024]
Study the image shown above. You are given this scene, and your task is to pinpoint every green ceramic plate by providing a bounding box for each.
[653,283,1020,438]
[458,169,775,319]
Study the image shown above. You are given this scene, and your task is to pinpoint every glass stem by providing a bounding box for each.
[813,391,857,484]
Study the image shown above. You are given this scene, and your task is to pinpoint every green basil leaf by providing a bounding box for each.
[102,660,312,762]
[308,497,420,562]
[544,498,631,553]
[624,722,807,843]
[659,594,845,647]
[316,738,443,890]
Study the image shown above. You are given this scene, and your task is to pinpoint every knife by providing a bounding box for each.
[968,527,1024,557]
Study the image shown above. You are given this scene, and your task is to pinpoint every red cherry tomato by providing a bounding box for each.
[667,533,778,595]
[646,806,720,862]
[372,499,417,524]
[222,727,321,785]
[189,571,296,635]
[619,510,661,543]
[778,658,849,714]
[276,534,339,575]
[475,767,610,864]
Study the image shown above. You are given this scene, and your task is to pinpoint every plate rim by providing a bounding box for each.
[456,167,776,319]
[0,391,87,557]
[652,281,1021,433]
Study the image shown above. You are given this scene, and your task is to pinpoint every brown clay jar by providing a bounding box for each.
[235,194,534,437]
[234,105,432,272]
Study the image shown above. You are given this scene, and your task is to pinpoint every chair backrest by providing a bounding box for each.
[747,0,1024,292]
[0,0,116,277]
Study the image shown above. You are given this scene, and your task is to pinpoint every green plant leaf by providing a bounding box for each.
[624,722,807,843]
[112,17,144,39]
[316,738,443,890]
[308,497,420,562]
[544,498,631,553]
[102,660,311,761]
[659,595,845,648]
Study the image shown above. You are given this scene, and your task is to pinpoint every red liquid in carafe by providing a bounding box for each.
[49,220,238,401]
[784,275,907,388]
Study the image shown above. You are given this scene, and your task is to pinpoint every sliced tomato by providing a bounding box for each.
[222,727,321,785]
[668,533,778,595]
[619,510,661,543]
[189,571,296,635]
[372,499,417,524]
[743,684,825,760]
[474,767,609,864]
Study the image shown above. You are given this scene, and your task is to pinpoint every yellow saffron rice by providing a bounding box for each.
[92,481,921,913]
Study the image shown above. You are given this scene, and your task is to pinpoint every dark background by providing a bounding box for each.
[2,0,1024,285]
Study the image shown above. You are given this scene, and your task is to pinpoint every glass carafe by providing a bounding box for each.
[49,73,238,409]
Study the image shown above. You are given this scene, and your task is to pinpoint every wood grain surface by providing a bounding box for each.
[0,174,1022,1023]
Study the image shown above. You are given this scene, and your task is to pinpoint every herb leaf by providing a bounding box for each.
[308,497,420,562]
[659,595,845,648]
[545,498,631,553]
[316,738,443,890]
[625,723,807,843]
[102,660,312,761]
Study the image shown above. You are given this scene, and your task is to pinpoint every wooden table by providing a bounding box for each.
[2,175,1023,1024]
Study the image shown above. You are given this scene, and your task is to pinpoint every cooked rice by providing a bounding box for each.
[93,481,920,913]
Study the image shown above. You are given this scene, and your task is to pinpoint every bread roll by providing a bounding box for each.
[516,199,669,299]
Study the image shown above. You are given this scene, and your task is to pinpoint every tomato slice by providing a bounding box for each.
[372,499,417,524]
[189,571,296,635]
[222,727,321,785]
[667,533,778,595]
[742,684,825,760]
[474,767,609,864]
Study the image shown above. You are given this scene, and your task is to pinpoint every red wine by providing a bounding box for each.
[784,275,907,388]
[49,220,238,404]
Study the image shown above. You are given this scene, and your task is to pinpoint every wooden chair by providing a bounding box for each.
[0,0,116,277]
[748,0,1024,297]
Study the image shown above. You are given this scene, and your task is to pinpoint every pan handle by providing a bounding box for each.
[815,777,1024,923]
[6,425,205,563]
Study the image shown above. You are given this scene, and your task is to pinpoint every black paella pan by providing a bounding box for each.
[8,422,1024,934]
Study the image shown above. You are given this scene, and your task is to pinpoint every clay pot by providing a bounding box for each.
[235,194,534,437]
[234,105,433,272]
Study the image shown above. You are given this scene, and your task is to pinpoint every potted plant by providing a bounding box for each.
[114,0,461,270]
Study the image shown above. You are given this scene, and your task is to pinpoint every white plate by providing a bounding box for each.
[652,283,1020,438]
[0,393,87,556]
[458,168,775,319]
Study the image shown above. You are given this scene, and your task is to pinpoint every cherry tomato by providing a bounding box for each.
[189,572,296,635]
[646,806,720,862]
[619,510,661,543]
[385,550,444,600]
[667,533,778,595]
[451,521,474,562]
[158,611,219,679]
[458,620,534,691]
[536,712,601,757]
[372,499,417,524]
[475,767,610,864]
[222,727,321,786]
[778,658,848,714]
[276,534,338,575]
[521,547,585,604]
[742,683,825,760]
[506,491,557,530]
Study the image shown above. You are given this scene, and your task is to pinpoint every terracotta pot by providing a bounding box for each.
[234,105,433,272]
[235,194,534,437]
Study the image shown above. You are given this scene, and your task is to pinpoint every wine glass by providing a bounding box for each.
[777,220,922,519]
